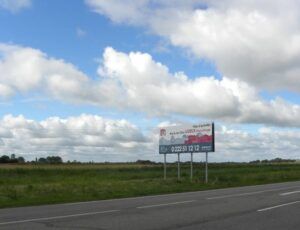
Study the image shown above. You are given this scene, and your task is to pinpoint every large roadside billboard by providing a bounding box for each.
[159,123,215,154]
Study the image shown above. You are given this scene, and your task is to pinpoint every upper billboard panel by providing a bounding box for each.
[159,123,215,154]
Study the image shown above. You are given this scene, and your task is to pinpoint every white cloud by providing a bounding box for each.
[85,0,150,25]
[214,125,300,162]
[85,0,300,93]
[0,114,149,161]
[98,47,300,127]
[0,114,299,162]
[0,0,31,13]
[0,83,13,98]
[1,43,300,127]
[0,43,111,105]
[99,47,240,118]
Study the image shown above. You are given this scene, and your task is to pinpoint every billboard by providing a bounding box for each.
[159,123,215,154]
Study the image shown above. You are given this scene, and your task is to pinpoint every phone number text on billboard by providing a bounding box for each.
[159,143,213,154]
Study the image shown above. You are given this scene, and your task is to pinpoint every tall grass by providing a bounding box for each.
[0,163,299,208]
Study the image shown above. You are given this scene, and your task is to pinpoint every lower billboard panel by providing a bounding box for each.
[159,143,213,154]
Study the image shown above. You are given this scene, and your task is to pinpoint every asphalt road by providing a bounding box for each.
[1,181,300,230]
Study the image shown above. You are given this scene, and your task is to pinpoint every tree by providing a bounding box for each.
[46,156,63,164]
[38,157,48,163]
[17,157,25,163]
[0,155,10,163]
[249,160,260,164]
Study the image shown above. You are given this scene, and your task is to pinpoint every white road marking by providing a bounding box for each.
[137,200,196,209]
[280,190,300,196]
[207,186,300,200]
[257,201,300,212]
[0,210,119,226]
[63,182,300,206]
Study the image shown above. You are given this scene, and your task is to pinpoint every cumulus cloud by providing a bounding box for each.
[0,0,31,13]
[0,83,13,98]
[1,43,300,127]
[0,43,112,106]
[214,125,300,162]
[86,0,300,93]
[0,114,299,162]
[99,47,240,118]
[85,0,149,25]
[98,47,300,127]
[0,114,149,161]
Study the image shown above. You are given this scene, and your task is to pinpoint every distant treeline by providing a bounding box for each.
[0,155,297,164]
[249,158,296,164]
[0,154,25,163]
[0,154,63,164]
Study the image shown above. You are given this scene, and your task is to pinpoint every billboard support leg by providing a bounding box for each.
[164,154,166,180]
[205,152,208,183]
[178,153,180,180]
[190,152,193,181]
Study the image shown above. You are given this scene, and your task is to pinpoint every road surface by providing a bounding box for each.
[1,181,300,229]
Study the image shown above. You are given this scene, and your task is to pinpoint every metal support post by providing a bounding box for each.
[177,153,180,180]
[190,152,193,181]
[205,152,208,183]
[164,154,166,180]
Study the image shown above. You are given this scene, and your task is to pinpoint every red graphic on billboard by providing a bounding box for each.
[160,129,166,136]
[184,134,212,144]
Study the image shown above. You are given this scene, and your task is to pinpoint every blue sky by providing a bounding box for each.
[0,0,300,162]
[0,0,219,121]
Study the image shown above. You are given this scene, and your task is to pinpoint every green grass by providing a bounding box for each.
[0,162,300,208]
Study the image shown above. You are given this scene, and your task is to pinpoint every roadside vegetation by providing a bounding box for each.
[0,160,300,208]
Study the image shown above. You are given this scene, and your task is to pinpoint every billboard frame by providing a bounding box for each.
[160,122,215,183]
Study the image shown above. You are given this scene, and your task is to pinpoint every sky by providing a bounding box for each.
[0,0,300,162]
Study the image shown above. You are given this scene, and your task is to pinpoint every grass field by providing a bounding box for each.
[1,162,300,208]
